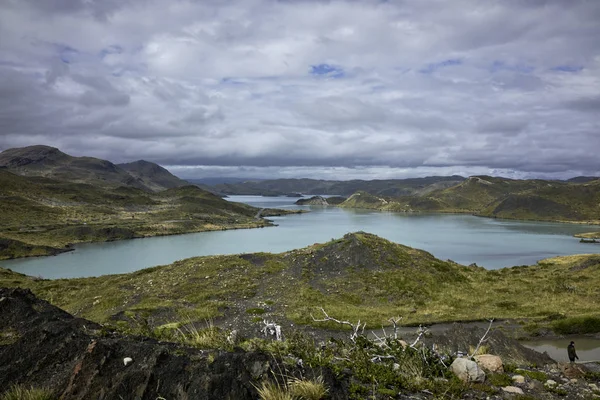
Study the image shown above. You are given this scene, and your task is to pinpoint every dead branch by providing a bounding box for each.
[387,317,402,339]
[409,325,428,349]
[261,320,283,341]
[468,318,494,358]
[311,307,365,342]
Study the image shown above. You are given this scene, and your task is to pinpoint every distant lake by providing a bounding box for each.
[3,195,600,279]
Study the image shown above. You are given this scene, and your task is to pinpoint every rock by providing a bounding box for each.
[569,378,578,384]
[589,383,599,391]
[545,379,557,387]
[512,375,525,384]
[450,358,486,383]
[123,357,133,366]
[0,288,350,400]
[474,354,504,373]
[502,386,524,395]
[559,362,588,379]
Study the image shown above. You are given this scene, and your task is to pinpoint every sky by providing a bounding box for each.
[0,0,599,180]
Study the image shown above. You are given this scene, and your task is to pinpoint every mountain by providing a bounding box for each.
[0,145,190,193]
[205,176,465,196]
[0,145,150,191]
[118,160,189,191]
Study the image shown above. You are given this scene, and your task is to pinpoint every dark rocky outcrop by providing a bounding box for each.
[0,288,348,400]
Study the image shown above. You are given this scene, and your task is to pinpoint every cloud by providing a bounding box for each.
[0,0,599,179]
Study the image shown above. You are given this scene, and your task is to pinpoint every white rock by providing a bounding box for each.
[545,379,557,387]
[589,383,599,391]
[512,375,525,384]
[123,357,133,366]
[502,386,524,395]
[450,358,486,383]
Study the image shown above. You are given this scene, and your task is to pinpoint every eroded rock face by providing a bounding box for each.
[450,358,486,383]
[0,288,347,400]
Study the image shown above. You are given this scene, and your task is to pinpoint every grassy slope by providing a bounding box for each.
[0,170,276,259]
[340,176,600,223]
[2,232,598,333]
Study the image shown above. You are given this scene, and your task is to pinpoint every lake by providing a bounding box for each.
[2,195,600,279]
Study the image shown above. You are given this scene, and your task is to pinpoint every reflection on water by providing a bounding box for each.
[521,337,600,363]
[2,196,600,279]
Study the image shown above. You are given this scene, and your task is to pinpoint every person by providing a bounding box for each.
[567,341,579,363]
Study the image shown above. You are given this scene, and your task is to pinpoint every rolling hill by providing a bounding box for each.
[340,176,600,223]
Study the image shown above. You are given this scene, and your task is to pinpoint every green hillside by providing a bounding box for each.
[340,176,600,223]
[2,232,599,336]
[0,170,277,259]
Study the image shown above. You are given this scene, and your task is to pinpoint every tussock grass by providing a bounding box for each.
[0,385,54,400]
[287,376,328,400]
[255,381,293,400]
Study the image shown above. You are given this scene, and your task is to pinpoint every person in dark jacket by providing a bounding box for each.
[567,341,579,363]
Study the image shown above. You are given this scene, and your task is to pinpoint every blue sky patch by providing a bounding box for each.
[310,63,344,78]
[58,45,79,64]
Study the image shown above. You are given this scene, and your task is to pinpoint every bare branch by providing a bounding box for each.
[409,325,428,349]
[311,307,365,342]
[468,319,494,358]
[387,317,402,339]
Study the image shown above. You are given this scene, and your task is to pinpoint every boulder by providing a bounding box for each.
[474,354,504,373]
[512,375,525,384]
[450,358,486,383]
[502,386,524,395]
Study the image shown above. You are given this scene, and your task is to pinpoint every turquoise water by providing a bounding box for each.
[2,195,600,279]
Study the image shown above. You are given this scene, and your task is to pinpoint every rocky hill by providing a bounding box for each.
[2,232,599,338]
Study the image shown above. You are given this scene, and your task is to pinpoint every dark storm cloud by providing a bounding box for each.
[0,0,599,179]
